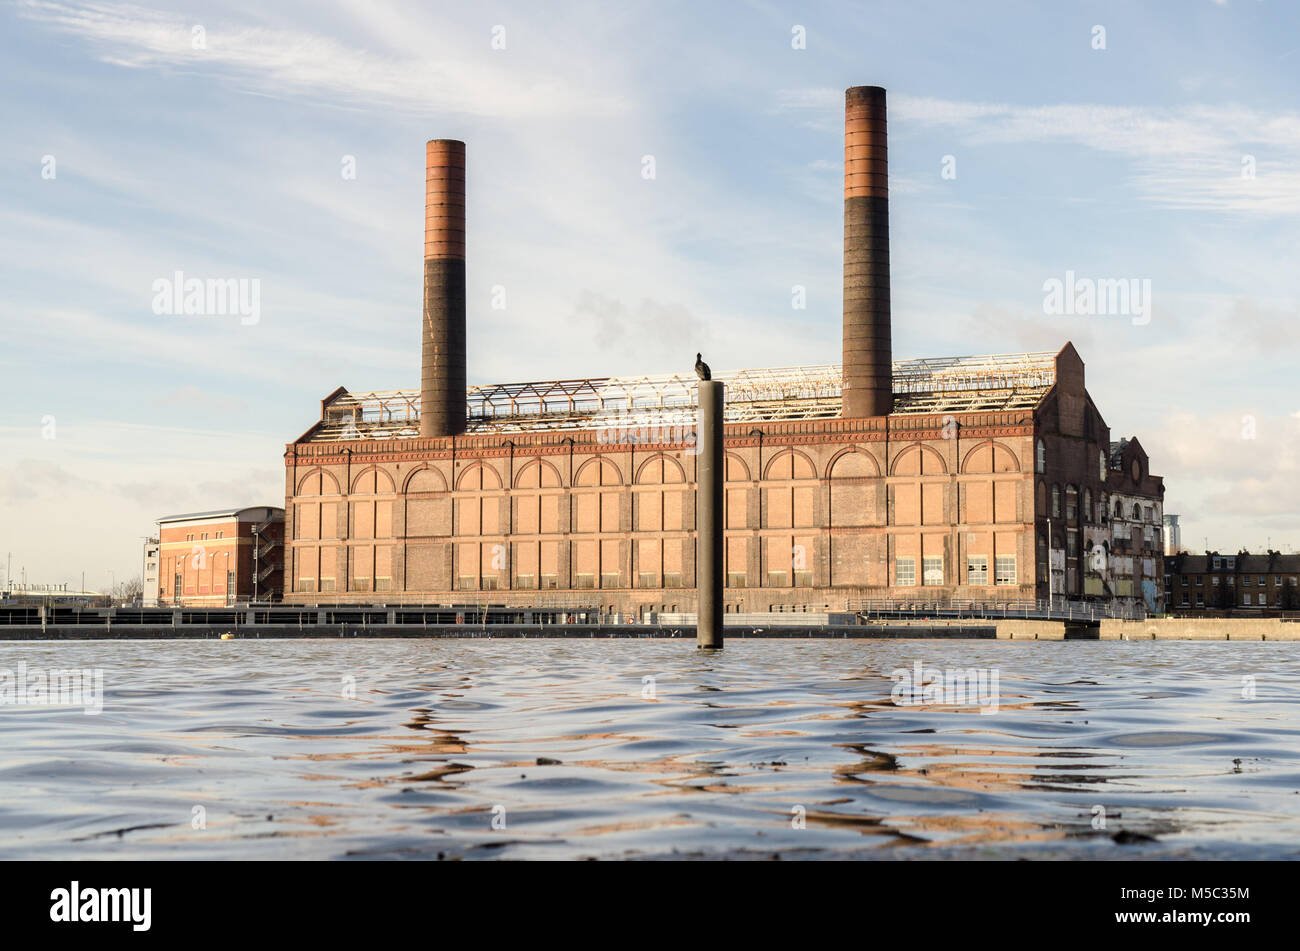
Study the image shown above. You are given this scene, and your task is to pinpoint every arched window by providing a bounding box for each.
[1035,439,1046,473]
[1082,488,1093,524]
[1114,499,1123,518]
[1132,502,1141,520]
[1065,485,1078,521]
[1051,484,1061,518]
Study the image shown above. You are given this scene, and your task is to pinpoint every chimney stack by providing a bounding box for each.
[842,86,892,418]
[420,139,467,438]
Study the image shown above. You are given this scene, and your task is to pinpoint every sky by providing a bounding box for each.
[1,0,1298,590]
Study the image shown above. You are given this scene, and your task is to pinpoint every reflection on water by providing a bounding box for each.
[2,639,1298,860]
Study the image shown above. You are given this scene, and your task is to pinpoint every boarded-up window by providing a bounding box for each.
[516,495,539,534]
[574,494,598,533]
[726,536,747,586]
[353,501,375,539]
[601,539,621,585]
[320,547,338,591]
[767,488,792,528]
[481,498,500,535]
[894,485,920,525]
[638,539,661,586]
[663,491,683,531]
[994,481,1016,523]
[351,546,373,590]
[921,483,944,525]
[726,488,747,529]
[298,503,320,540]
[638,491,662,532]
[407,498,451,536]
[540,495,560,533]
[600,493,620,532]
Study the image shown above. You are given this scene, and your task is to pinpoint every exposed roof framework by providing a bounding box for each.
[307,352,1058,442]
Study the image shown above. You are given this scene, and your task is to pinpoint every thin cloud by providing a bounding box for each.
[17,0,628,119]
[773,89,1300,216]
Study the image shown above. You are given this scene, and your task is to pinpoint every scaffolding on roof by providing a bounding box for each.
[304,351,1058,442]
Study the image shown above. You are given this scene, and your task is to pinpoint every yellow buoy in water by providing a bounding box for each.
[220,633,234,640]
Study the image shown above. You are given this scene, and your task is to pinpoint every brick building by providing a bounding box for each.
[1165,550,1300,614]
[157,507,285,606]
[281,86,1163,615]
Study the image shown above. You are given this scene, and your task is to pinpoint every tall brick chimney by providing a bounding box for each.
[420,139,466,438]
[842,86,892,418]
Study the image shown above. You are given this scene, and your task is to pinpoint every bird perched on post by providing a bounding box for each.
[694,353,711,381]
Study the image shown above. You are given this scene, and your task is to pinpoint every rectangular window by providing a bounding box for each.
[1258,593,1266,605]
[1258,575,1266,586]
[226,570,235,594]
[767,570,788,586]
[1196,594,1204,606]
[995,556,1016,586]
[638,572,657,588]
[1243,576,1252,586]
[1242,593,1250,606]
[1211,576,1218,585]
[1181,593,1189,606]
[794,570,814,587]
[600,572,620,589]
[663,572,682,588]
[541,574,558,589]
[1227,557,1236,569]
[968,556,988,585]
[375,578,391,592]
[319,579,335,592]
[481,576,498,591]
[514,574,535,589]
[922,556,943,586]
[726,572,747,588]
[1212,557,1221,569]
[457,575,477,590]
[1274,576,1282,586]
[896,557,916,587]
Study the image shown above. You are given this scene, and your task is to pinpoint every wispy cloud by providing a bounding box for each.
[17,0,627,118]
[774,89,1300,215]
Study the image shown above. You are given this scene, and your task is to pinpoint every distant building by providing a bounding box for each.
[1164,550,1300,614]
[142,536,160,607]
[1098,438,1166,614]
[157,507,285,606]
[1162,514,1181,556]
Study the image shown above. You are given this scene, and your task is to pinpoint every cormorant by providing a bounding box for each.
[694,353,711,381]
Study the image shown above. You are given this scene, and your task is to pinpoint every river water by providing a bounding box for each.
[1,639,1297,860]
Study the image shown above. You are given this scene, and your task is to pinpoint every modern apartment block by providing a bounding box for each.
[156,507,285,606]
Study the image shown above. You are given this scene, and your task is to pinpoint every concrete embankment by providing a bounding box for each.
[1,621,998,640]
[1100,618,1300,641]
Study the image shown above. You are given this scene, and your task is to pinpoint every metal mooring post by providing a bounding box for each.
[696,380,724,650]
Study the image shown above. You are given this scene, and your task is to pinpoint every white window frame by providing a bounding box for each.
[896,557,917,587]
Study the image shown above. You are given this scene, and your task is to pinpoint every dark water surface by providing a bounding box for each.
[2,639,1298,860]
